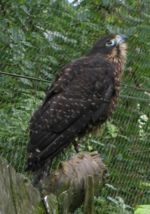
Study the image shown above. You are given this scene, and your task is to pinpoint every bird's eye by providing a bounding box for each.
[105,40,115,47]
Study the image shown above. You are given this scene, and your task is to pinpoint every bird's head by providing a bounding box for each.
[89,34,127,64]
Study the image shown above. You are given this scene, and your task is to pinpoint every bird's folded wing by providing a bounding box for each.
[28,57,115,160]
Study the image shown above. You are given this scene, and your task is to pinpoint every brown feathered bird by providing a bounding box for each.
[27,34,127,174]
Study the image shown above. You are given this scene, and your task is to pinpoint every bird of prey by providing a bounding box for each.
[27,34,127,173]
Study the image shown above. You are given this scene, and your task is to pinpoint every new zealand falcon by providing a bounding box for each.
[27,34,127,172]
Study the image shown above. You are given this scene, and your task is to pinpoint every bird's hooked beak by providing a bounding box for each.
[115,34,127,45]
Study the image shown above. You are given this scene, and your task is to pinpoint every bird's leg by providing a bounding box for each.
[43,158,52,177]
[32,159,52,189]
[32,168,44,189]
[73,141,80,153]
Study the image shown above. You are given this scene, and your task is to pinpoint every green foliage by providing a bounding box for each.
[75,195,133,214]
[0,0,150,213]
[135,205,150,214]
[94,196,133,214]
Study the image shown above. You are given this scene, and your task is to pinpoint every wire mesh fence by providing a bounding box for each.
[0,0,150,212]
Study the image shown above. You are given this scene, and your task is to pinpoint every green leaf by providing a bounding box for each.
[135,205,150,214]
[106,121,119,138]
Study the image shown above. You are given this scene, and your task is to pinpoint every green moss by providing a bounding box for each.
[33,202,46,214]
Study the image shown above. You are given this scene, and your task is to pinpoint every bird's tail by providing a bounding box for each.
[31,159,52,189]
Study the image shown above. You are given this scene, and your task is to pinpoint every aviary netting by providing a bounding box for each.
[0,0,149,212]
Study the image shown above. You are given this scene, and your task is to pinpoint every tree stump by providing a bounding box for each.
[0,151,107,214]
[0,157,42,214]
[42,151,107,213]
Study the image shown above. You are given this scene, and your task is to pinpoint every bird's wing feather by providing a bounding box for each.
[28,56,115,168]
[42,57,87,105]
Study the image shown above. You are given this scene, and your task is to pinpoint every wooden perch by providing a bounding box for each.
[42,151,107,213]
[0,157,42,214]
[0,151,107,214]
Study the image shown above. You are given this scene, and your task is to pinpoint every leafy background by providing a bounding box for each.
[0,0,150,213]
